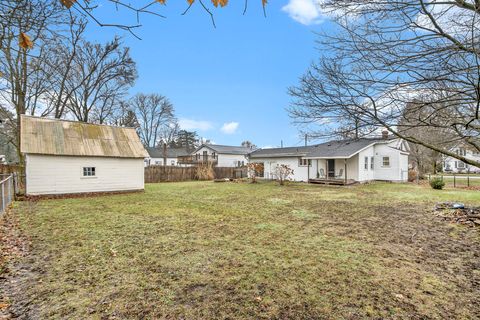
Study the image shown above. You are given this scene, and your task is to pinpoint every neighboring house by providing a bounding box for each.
[180,144,252,167]
[249,134,410,184]
[20,115,148,196]
[145,147,190,166]
[443,144,480,173]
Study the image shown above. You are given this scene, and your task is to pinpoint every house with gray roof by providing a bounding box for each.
[248,132,410,184]
[145,146,190,166]
[180,144,253,167]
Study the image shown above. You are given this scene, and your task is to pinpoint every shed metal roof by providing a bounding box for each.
[20,115,148,158]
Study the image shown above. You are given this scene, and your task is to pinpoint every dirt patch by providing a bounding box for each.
[0,207,39,319]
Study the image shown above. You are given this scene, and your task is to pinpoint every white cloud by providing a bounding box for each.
[220,122,239,134]
[178,118,213,131]
[282,0,326,25]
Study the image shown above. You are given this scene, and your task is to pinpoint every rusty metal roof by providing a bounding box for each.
[20,116,148,158]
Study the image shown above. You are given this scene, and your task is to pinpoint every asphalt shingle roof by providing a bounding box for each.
[146,147,190,158]
[249,138,394,159]
[199,144,254,155]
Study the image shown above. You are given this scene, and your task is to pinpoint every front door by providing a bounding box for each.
[203,150,208,162]
[327,159,335,178]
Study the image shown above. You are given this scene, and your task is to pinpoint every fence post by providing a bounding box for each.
[468,175,470,187]
[1,181,4,213]
[8,176,11,207]
[454,174,456,188]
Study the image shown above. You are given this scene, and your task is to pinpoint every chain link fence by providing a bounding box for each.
[0,174,14,214]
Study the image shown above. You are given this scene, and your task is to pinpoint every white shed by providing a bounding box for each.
[20,115,148,196]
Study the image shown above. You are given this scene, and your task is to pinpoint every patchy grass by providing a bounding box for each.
[2,181,480,319]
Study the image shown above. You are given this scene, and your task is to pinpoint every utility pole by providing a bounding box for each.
[305,134,308,147]
[281,140,283,148]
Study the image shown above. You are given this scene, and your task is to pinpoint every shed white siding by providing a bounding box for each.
[26,154,144,195]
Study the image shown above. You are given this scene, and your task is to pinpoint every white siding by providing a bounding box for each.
[357,146,375,182]
[251,157,311,182]
[443,147,480,173]
[26,154,144,195]
[372,142,408,181]
[146,157,180,166]
[194,147,247,167]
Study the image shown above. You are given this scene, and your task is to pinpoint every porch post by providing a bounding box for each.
[326,159,329,180]
[344,159,347,184]
[307,159,310,183]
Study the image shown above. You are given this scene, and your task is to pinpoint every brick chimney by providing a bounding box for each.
[382,129,389,140]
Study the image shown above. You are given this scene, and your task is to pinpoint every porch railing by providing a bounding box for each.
[0,174,14,215]
[177,155,218,165]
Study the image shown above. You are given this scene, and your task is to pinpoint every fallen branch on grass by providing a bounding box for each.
[434,202,480,227]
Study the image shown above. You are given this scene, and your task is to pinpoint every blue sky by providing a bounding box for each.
[85,0,333,147]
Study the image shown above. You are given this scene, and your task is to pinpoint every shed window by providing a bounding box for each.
[364,157,368,170]
[83,167,96,177]
[382,157,390,167]
[370,156,374,170]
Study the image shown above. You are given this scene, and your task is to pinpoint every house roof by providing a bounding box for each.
[20,115,148,158]
[146,147,190,158]
[195,144,254,155]
[249,138,397,159]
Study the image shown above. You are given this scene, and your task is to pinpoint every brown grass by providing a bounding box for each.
[1,181,480,319]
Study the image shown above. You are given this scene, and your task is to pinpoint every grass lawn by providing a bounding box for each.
[1,181,480,319]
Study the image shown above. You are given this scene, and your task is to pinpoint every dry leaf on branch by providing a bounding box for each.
[19,33,33,50]
[60,0,76,8]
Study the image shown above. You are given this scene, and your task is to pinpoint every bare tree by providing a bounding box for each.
[65,37,137,123]
[0,0,66,162]
[289,0,480,168]
[131,93,176,147]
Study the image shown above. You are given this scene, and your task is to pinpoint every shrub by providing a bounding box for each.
[273,164,294,186]
[247,163,264,183]
[408,169,418,182]
[195,163,215,180]
[430,177,445,190]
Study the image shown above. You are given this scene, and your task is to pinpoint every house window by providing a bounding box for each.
[382,157,390,167]
[171,160,175,166]
[370,156,374,170]
[364,157,368,170]
[212,152,216,159]
[83,167,96,177]
[299,158,311,166]
[457,148,467,156]
[458,161,465,168]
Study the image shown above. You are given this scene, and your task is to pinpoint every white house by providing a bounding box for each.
[145,147,190,166]
[186,144,252,167]
[443,144,480,173]
[248,135,410,184]
[20,115,148,196]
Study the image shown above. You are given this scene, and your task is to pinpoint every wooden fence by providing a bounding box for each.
[145,166,247,183]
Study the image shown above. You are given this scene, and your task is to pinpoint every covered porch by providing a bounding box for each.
[306,156,359,186]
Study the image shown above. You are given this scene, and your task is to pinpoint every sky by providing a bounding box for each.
[84,0,334,148]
